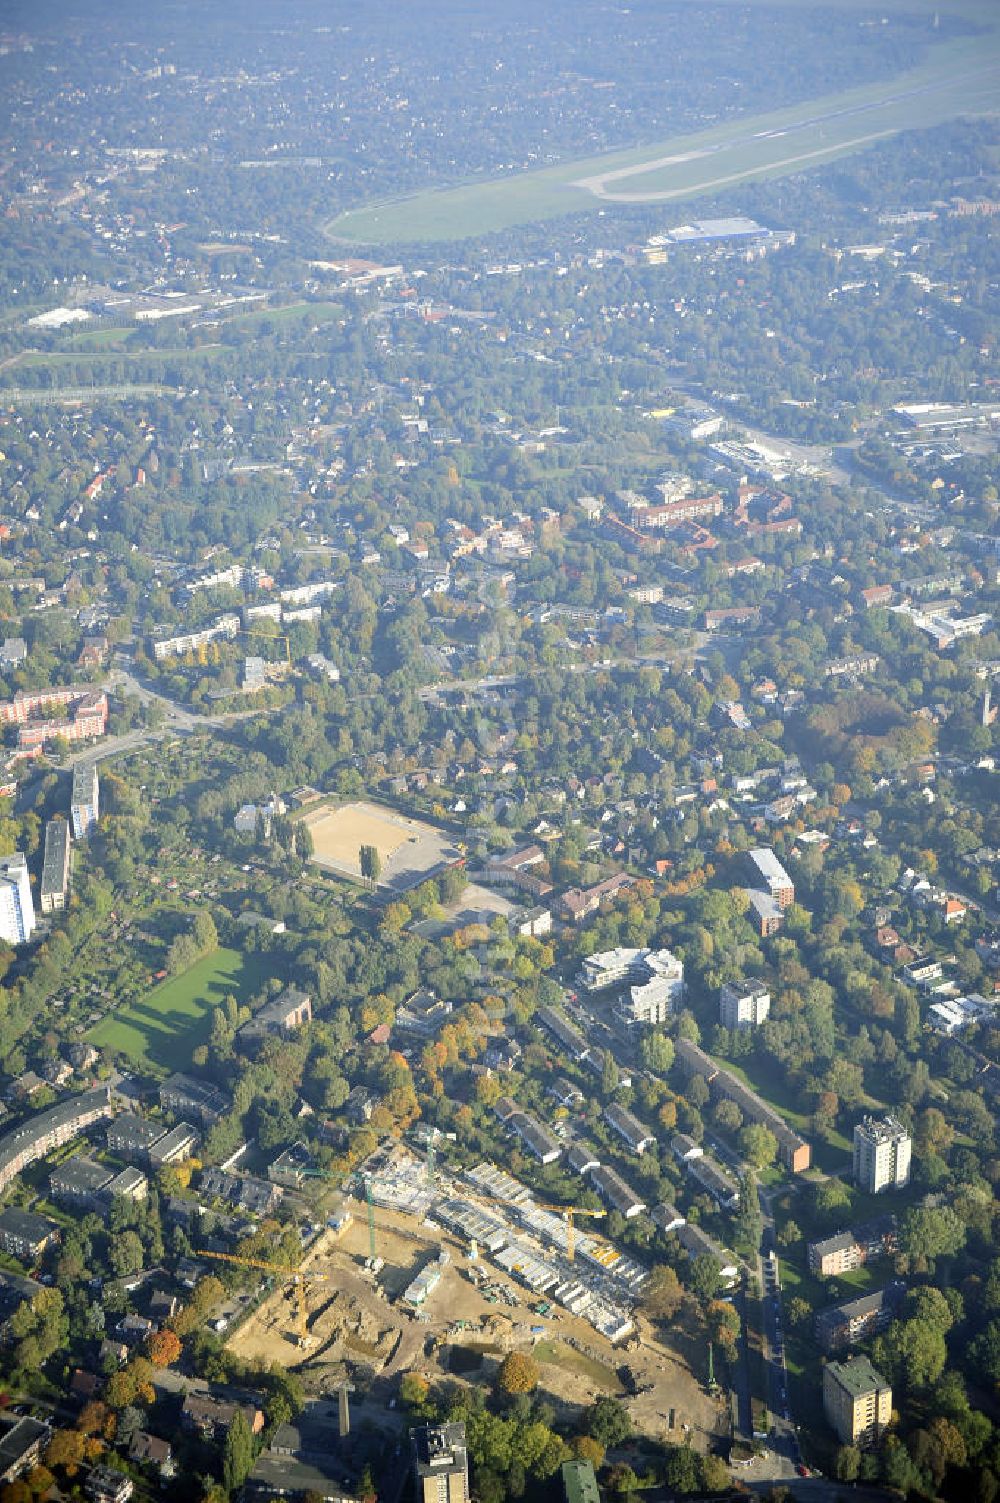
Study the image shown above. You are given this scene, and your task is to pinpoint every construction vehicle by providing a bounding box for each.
[196,1247,329,1348]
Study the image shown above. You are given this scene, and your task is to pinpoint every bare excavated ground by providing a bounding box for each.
[226,1210,727,1448]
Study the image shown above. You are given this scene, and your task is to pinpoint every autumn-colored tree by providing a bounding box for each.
[706,1300,740,1354]
[475,1074,501,1107]
[25,1466,53,1497]
[44,1429,86,1476]
[146,1328,183,1367]
[570,1435,605,1469]
[76,1400,108,1436]
[496,1351,539,1395]
[159,1158,196,1193]
[380,902,411,936]
[104,1356,155,1410]
[0,1481,32,1503]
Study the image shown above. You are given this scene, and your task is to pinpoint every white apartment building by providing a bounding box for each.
[578,947,684,1027]
[151,614,240,662]
[0,853,35,945]
[853,1115,911,1194]
[748,847,794,906]
[719,978,771,1030]
[70,762,100,840]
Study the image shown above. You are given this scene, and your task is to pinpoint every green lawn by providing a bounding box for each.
[217,298,343,331]
[327,16,998,245]
[63,326,134,351]
[713,1054,854,1175]
[87,946,272,1071]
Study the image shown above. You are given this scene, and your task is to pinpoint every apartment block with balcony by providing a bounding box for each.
[71,762,100,840]
[0,853,34,946]
[853,1115,911,1194]
[747,847,794,906]
[808,1216,898,1277]
[719,977,770,1029]
[823,1357,892,1447]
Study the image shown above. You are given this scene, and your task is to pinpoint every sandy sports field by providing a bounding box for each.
[302,799,461,890]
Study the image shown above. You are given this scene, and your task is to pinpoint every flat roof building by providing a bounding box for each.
[823,1357,892,1448]
[578,947,684,1028]
[70,762,100,841]
[0,1207,58,1262]
[0,853,34,946]
[748,848,794,906]
[853,1116,911,1194]
[748,888,785,936]
[411,1423,469,1503]
[40,819,71,914]
[719,978,770,1030]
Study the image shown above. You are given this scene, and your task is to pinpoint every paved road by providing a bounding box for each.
[759,1189,803,1475]
[63,668,285,771]
[750,1483,894,1503]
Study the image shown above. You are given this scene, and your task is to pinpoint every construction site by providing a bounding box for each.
[224,1147,726,1449]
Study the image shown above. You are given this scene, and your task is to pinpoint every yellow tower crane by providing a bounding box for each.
[196,1248,329,1347]
[534,1204,606,1263]
[459,1187,606,1264]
